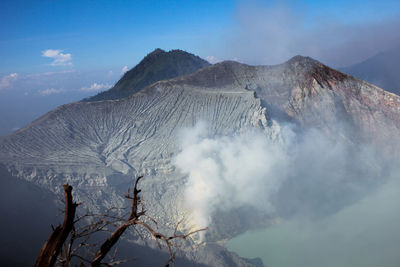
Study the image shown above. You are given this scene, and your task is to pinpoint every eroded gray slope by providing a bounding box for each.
[1,79,269,173]
[6,56,399,170]
[0,71,272,266]
[2,56,400,226]
[2,55,400,266]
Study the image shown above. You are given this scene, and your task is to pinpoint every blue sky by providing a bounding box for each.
[0,0,234,73]
[0,0,400,135]
[1,0,400,73]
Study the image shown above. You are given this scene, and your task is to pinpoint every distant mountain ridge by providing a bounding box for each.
[83,48,210,101]
[339,45,400,95]
[2,50,400,266]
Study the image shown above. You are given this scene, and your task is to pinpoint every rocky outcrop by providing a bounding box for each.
[187,57,400,151]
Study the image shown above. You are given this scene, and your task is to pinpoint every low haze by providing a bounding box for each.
[223,0,400,67]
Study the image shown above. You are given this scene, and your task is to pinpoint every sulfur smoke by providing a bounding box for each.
[174,122,386,230]
[174,122,290,228]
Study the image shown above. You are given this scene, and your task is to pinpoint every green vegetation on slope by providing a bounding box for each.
[83,49,210,102]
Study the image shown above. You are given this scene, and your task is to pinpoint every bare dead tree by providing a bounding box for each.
[35,184,79,267]
[90,176,145,266]
[58,206,125,266]
[90,176,206,267]
[36,176,206,267]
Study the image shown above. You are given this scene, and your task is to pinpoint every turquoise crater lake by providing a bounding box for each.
[227,179,400,267]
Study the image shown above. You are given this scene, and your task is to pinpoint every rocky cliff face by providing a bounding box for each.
[183,56,400,149]
[1,54,400,266]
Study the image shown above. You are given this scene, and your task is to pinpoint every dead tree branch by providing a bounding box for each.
[35,184,78,267]
[36,176,206,267]
[90,176,207,267]
[90,176,144,267]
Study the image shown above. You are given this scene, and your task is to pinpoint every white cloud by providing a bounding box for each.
[80,82,111,92]
[39,88,64,96]
[206,56,222,64]
[121,65,129,74]
[0,73,18,90]
[42,49,72,66]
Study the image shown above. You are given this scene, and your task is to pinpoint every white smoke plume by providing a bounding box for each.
[174,122,385,229]
[175,122,290,228]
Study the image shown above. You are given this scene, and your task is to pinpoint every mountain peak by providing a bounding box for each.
[283,55,350,82]
[286,55,321,66]
[149,48,165,56]
[83,49,210,102]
